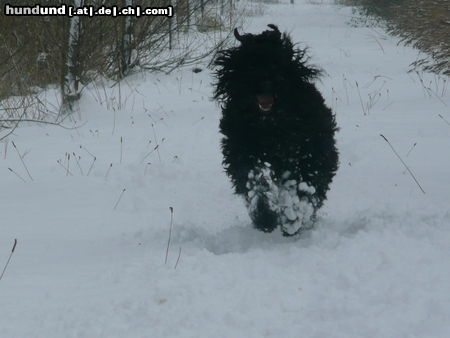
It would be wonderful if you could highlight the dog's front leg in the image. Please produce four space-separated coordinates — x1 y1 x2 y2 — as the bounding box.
245 162 280 233
278 175 318 236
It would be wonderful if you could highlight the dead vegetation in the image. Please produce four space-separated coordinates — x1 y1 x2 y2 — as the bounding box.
338 0 449 75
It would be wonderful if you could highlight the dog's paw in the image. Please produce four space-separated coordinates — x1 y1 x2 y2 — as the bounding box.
246 166 319 235
246 163 279 210
279 180 317 236
246 163 280 232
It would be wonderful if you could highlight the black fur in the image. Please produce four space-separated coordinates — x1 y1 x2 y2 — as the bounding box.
214 25 339 235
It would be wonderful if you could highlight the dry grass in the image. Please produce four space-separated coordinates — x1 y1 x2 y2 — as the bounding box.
338 0 449 75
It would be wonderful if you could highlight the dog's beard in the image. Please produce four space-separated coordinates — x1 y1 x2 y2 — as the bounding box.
256 94 275 112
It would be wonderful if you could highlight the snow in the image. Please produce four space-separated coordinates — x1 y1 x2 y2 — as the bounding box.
1 1 449 337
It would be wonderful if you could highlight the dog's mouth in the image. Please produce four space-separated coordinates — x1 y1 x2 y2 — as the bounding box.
256 94 275 112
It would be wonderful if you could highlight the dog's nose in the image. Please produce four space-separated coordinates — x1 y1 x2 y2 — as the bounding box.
257 81 274 95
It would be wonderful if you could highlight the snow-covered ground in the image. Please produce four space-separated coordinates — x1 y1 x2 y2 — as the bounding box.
1 1 449 337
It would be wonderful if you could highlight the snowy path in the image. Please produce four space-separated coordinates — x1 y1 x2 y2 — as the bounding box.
1 1 449 337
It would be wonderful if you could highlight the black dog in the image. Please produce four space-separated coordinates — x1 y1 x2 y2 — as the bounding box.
214 25 338 236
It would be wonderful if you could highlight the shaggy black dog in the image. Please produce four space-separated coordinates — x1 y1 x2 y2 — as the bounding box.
214 25 338 236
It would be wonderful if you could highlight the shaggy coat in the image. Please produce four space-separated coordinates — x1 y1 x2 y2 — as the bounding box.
214 25 338 234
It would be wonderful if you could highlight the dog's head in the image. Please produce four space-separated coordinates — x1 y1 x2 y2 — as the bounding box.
214 24 321 113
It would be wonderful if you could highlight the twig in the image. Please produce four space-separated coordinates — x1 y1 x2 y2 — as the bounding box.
0 239 18 281
406 142 417 157
66 153 71 176
86 157 96 176
112 109 116 135
342 74 350 104
113 188 126 210
151 124 162 162
141 144 159 163
11 141 33 181
56 160 74 176
174 247 182 269
355 81 366 115
0 118 76 128
105 163 113 180
368 32 385 54
8 167 27 182
0 116 81 142
73 152 84 175
120 136 123 164
438 114 450 126
380 134 425 194
79 145 96 159
441 78 448 97
165 207 174 265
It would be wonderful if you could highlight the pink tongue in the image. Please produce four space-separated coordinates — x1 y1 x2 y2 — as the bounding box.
257 95 274 111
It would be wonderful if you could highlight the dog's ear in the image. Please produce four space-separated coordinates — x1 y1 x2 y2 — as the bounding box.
267 24 281 38
267 24 279 32
234 28 243 42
